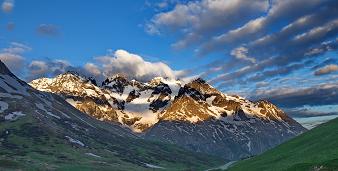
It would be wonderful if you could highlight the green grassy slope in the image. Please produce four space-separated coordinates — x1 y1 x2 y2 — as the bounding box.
228 117 338 171
0 114 224 171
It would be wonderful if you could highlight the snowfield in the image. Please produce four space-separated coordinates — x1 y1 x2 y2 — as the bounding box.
65 136 85 147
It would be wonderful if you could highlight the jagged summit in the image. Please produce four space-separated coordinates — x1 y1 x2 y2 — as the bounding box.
102 73 128 86
63 70 98 85
65 70 81 76
192 77 207 84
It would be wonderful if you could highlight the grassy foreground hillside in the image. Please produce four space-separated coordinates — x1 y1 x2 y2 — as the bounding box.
0 113 224 171
228 117 338 171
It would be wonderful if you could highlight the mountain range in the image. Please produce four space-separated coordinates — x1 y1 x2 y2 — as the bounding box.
0 61 223 170
29 68 306 160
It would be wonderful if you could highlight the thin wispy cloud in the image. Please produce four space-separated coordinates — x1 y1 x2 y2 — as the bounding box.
37 24 60 36
314 64 338 75
144 0 338 122
6 22 15 31
0 42 31 76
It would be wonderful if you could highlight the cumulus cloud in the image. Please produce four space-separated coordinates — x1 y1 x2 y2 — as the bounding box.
84 63 101 76
93 49 184 82
26 49 186 83
314 64 338 76
37 24 60 36
27 60 71 81
28 61 49 76
2 0 14 13
230 47 256 63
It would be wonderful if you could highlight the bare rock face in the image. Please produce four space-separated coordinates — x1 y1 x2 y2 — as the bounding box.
144 78 306 160
30 72 119 122
30 74 181 132
30 72 306 160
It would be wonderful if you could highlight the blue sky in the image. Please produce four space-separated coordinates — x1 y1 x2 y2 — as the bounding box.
0 0 209 70
0 0 337 127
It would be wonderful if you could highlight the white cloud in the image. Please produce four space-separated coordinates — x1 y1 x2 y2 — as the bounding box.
2 0 14 13
84 63 101 76
199 0 328 55
147 0 269 48
94 49 182 81
0 42 30 76
28 61 49 76
3 42 32 54
315 64 338 76
230 47 256 63
27 59 71 81
24 49 187 83
0 53 24 74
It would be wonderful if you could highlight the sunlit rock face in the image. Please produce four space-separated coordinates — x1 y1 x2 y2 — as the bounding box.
30 71 306 160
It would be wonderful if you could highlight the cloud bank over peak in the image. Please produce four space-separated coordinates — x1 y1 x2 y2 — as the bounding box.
89 49 185 82
5 47 187 83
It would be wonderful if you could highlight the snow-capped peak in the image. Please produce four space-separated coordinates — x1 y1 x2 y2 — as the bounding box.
30 71 301 133
102 73 128 86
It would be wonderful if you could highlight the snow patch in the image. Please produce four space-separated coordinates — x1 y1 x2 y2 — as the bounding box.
35 103 61 119
85 153 101 158
65 136 85 147
188 116 200 123
206 96 216 105
0 101 8 113
144 163 165 169
4 111 26 121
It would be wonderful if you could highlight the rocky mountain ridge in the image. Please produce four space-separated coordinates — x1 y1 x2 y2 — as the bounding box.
29 70 306 160
30 72 182 132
